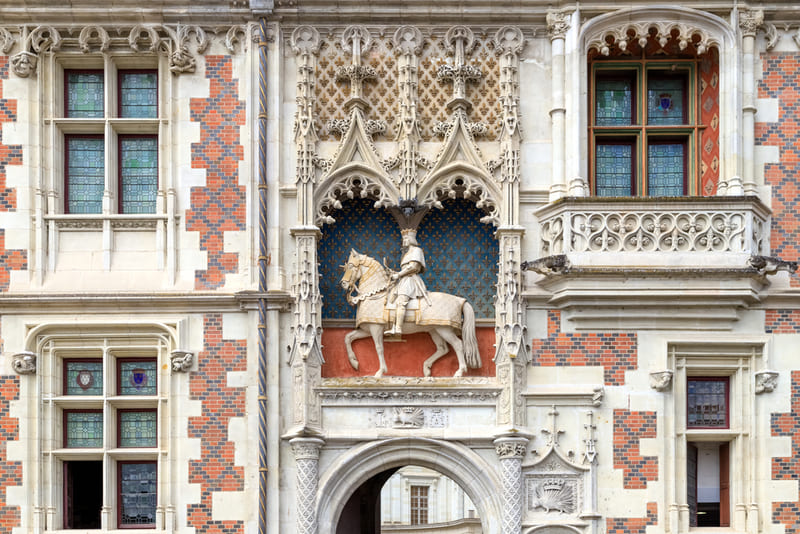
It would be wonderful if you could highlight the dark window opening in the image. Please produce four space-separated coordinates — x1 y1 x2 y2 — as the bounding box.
688 442 730 528
64 460 102 529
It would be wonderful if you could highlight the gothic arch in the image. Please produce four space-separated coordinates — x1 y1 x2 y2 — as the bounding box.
418 162 501 226
316 437 504 534
574 6 738 187
313 166 399 226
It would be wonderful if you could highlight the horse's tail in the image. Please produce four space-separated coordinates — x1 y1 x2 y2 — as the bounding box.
462 302 481 369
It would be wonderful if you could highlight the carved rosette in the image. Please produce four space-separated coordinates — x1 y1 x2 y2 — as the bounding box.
12 352 37 375
290 437 325 534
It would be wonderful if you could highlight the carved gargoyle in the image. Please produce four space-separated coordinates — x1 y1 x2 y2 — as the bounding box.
521 254 570 275
749 255 799 276
12 352 37 375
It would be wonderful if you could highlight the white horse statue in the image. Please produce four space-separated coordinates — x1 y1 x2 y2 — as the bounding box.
340 249 481 377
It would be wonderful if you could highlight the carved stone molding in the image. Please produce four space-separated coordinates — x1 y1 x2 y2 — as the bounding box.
495 437 528 460
290 437 325 460
650 370 674 391
318 381 499 406
373 407 449 429
2 23 251 78
585 20 714 56
739 9 764 37
755 370 778 394
546 11 571 41
12 351 37 375
170 350 194 372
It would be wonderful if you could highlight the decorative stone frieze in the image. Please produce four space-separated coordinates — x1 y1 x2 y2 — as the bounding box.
11 352 36 375
586 20 713 56
650 371 674 392
170 350 194 372
373 407 449 428
2 23 249 78
755 370 779 394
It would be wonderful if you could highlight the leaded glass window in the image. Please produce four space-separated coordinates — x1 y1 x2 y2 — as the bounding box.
648 76 686 125
66 136 104 214
119 410 157 447
590 51 704 196
119 71 158 118
687 378 729 428
65 411 104 448
648 142 685 196
119 462 157 527
66 71 104 118
595 78 633 126
64 360 103 396
118 360 157 396
120 136 158 214
595 143 633 197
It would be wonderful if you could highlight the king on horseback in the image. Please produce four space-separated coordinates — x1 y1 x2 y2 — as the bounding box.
385 228 431 336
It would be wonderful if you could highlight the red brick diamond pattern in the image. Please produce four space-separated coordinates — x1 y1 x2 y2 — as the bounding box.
614 409 658 489
771 370 800 534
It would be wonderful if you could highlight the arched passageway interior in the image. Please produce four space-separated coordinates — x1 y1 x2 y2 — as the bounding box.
336 466 482 534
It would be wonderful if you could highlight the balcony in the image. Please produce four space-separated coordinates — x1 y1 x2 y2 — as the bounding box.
528 196 772 330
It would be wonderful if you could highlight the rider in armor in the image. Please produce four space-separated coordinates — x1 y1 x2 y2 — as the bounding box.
385 228 429 336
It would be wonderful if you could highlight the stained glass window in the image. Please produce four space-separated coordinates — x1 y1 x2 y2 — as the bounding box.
65 411 103 448
119 411 157 447
119 462 157 527
65 360 103 396
687 378 728 428
595 78 633 126
120 72 158 118
120 136 158 214
595 143 633 197
66 137 104 214
648 143 685 196
648 77 686 125
66 71 104 118
118 360 157 396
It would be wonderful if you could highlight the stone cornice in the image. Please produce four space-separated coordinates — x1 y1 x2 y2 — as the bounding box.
0 1 269 25
0 290 292 313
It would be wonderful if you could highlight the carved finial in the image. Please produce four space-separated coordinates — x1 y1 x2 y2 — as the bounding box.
582 410 598 464
542 405 564 447
438 26 481 110
170 350 194 373
337 26 376 109
12 351 37 375
392 25 424 56
290 25 321 56
650 370 674 392
546 11 571 41
494 26 524 55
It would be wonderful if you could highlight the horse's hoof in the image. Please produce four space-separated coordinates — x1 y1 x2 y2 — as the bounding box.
454 368 465 378
349 359 359 370
423 365 432 377
375 368 387 378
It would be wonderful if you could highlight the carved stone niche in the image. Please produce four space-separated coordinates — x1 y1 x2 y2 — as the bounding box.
523 449 596 530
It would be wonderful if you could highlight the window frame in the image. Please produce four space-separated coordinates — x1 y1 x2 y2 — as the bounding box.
63 357 104 395
64 134 105 215
117 408 158 448
63 409 104 449
117 69 159 119
117 134 159 215
64 69 105 119
589 57 702 197
410 485 429 525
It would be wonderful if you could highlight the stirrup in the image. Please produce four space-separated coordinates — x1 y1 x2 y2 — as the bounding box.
384 327 402 336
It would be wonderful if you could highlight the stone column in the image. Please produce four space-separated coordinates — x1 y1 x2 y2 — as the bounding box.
547 11 570 201
738 9 763 196
290 437 325 534
494 436 528 534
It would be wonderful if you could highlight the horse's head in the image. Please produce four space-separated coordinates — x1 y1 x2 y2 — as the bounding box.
340 249 363 292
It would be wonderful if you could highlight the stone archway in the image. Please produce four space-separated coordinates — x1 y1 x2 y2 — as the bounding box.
317 438 503 534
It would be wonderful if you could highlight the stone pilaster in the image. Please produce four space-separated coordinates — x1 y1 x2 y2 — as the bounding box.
290 438 325 534
494 436 528 534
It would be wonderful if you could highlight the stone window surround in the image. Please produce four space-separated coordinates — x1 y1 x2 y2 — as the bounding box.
661 336 772 534
36 50 177 280
22 321 183 533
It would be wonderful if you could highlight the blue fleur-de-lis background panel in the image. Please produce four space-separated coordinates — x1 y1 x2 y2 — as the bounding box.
319 198 398 320
417 198 497 318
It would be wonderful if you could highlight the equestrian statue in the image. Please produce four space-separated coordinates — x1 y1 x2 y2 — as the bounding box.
340 229 481 377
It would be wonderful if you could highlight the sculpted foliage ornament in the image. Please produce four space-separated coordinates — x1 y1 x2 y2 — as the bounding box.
79 25 110 53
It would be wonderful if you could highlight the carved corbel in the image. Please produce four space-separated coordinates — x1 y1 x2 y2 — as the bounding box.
170 350 194 372
649 370 674 392
755 370 778 394
521 254 570 275
11 26 62 78
12 351 37 375
546 11 571 41
749 255 799 276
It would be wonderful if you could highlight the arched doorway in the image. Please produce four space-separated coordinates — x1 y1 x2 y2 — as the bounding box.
317 438 503 534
